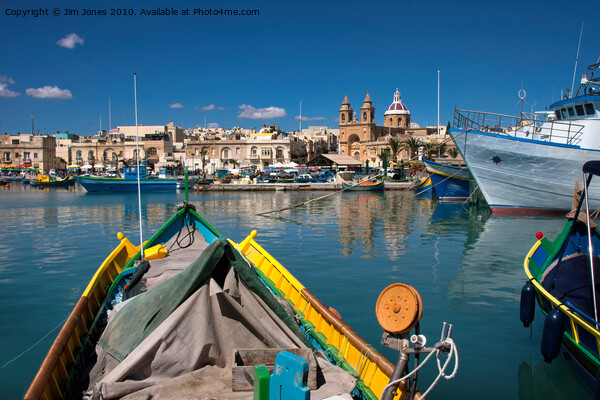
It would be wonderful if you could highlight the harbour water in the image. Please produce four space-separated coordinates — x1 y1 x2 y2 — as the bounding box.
0 183 592 399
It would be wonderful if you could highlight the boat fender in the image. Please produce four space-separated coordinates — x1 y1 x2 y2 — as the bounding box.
541 308 565 363
144 244 168 260
520 281 535 327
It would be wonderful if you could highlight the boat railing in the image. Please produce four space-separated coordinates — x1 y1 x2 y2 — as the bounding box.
453 108 585 146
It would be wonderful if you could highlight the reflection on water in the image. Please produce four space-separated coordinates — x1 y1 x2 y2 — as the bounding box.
0 183 592 399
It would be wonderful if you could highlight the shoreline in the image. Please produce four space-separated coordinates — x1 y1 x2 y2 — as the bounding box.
192 181 414 191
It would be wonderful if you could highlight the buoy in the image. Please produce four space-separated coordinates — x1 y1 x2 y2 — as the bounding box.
520 281 536 327
541 308 565 363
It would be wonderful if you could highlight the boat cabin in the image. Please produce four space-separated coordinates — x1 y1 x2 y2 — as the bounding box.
123 164 147 179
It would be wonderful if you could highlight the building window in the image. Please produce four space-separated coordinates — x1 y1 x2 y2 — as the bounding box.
236 147 240 155
33 152 38 159
88 150 95 161
251 147 258 156
24 152 30 161
276 148 283 159
211 148 215 155
76 151 82 162
363 112 367 121
3 152 10 162
341 114 345 122
223 149 229 158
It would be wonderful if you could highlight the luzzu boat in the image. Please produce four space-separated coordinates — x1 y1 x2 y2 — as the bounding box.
449 62 600 214
422 158 471 201
342 178 385 191
520 160 600 396
30 174 76 188
24 197 458 399
78 164 176 192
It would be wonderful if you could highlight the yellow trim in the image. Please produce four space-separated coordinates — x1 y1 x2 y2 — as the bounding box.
525 241 600 359
235 230 400 399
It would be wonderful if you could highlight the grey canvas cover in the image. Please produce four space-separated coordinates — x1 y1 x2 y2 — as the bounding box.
84 238 355 399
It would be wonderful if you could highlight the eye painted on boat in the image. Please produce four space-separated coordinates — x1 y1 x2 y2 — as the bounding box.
491 155 502 164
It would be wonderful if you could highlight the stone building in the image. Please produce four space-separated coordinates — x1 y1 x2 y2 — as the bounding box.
184 134 308 173
0 133 62 171
338 90 440 166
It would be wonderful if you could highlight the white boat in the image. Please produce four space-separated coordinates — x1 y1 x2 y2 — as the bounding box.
449 62 600 214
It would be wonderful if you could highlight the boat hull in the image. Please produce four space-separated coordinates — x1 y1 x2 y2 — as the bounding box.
30 177 76 187
450 129 600 213
78 177 177 192
524 225 600 396
423 159 471 201
342 180 384 191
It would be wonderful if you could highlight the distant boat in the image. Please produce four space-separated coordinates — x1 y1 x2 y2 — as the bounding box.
342 178 384 191
449 62 600 214
78 164 176 192
30 174 76 188
423 158 471 201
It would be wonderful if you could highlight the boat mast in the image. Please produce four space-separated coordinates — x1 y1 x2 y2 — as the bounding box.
134 73 144 262
437 70 440 136
571 23 584 97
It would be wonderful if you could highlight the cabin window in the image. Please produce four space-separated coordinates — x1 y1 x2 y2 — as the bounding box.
561 109 567 119
575 105 585 116
554 110 562 120
585 103 595 115
567 107 575 117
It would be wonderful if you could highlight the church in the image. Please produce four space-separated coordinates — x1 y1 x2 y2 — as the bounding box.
338 89 439 165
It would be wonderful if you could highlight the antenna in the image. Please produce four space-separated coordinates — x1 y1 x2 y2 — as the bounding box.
31 113 34 134
571 23 584 97
109 97 111 133
437 70 440 136
134 73 145 262
299 101 302 132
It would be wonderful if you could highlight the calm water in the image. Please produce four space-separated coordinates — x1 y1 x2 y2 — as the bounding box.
0 182 591 399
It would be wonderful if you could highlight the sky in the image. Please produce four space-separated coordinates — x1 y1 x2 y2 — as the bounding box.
0 0 599 136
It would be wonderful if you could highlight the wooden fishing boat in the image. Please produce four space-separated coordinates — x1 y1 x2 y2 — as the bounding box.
25 201 457 400
520 160 600 396
342 178 385 191
30 174 76 188
77 164 176 192
422 158 472 201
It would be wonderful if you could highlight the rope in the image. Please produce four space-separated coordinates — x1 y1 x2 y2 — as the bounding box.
0 317 68 371
257 172 385 216
382 338 459 399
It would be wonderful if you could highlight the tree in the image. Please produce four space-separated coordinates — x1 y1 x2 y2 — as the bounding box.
401 137 423 160
422 142 438 159
387 137 401 162
447 147 460 158
200 149 208 173
437 142 448 158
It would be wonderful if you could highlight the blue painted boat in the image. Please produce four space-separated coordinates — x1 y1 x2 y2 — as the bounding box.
521 161 600 396
423 158 471 201
78 164 177 192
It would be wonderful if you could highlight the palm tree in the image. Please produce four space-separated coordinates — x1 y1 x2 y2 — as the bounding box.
447 147 460 158
200 149 208 173
422 142 438 160
437 142 448 158
387 137 401 162
401 137 423 160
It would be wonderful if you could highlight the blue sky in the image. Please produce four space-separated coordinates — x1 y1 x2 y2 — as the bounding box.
1 0 599 135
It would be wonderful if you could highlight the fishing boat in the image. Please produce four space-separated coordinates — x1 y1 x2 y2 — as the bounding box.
449 62 600 214
30 174 76 188
520 160 600 396
423 158 472 201
25 201 458 400
413 174 432 194
342 178 385 191
78 164 177 192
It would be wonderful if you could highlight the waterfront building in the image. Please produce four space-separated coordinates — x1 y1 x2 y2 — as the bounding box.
297 126 339 161
338 90 450 166
184 133 308 173
0 133 62 171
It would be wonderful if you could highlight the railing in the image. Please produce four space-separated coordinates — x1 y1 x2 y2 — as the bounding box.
453 108 585 146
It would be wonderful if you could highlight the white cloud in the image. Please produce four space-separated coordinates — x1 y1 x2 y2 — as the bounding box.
238 104 287 120
207 122 219 129
57 33 84 49
202 104 215 111
26 86 72 99
0 76 19 97
169 102 183 108
294 115 326 121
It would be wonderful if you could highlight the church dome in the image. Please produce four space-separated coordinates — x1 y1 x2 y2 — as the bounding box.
384 89 410 115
